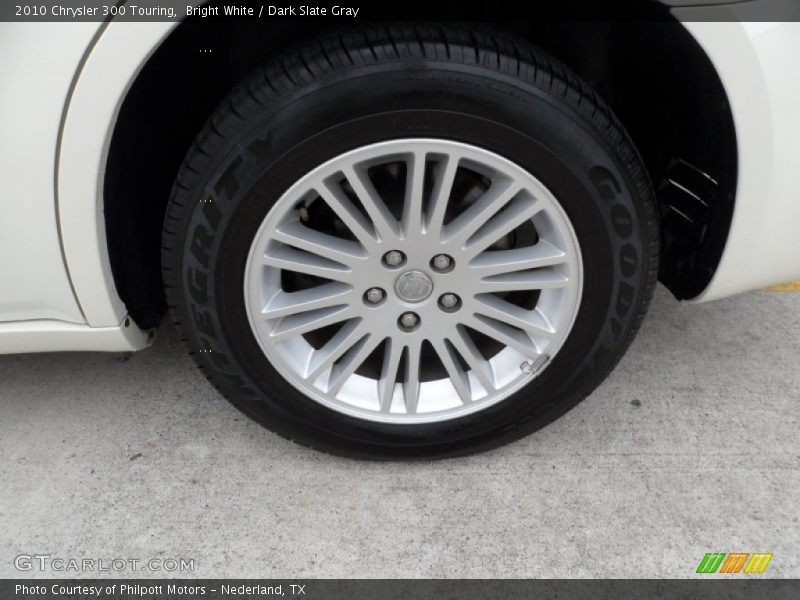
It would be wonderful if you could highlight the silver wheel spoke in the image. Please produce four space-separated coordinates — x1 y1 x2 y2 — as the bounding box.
378 338 403 412
402 341 422 414
425 154 459 236
270 305 355 341
479 268 570 293
326 334 382 396
448 326 495 393
273 219 367 268
464 194 541 255
469 242 567 276
465 314 540 357
430 338 472 404
262 282 353 319
246 139 582 423
402 151 427 238
305 319 366 381
473 294 556 339
263 244 352 282
317 181 377 248
442 179 522 247
342 165 400 242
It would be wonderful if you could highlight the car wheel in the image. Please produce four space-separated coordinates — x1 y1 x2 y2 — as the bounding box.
162 26 658 459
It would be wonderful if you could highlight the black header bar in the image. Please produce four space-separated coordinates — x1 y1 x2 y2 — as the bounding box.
2 0 800 22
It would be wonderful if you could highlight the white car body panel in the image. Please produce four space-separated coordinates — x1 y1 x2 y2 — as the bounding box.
0 318 149 354
679 20 800 301
59 21 176 327
0 17 798 353
0 23 95 324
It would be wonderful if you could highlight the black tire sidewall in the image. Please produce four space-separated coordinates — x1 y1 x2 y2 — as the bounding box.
171 60 652 458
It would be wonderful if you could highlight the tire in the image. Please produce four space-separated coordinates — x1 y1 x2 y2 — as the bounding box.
162 25 658 459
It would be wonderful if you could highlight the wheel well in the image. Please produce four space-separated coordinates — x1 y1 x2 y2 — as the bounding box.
104 17 736 328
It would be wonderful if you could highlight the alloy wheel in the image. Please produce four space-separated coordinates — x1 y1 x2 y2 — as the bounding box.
244 139 583 424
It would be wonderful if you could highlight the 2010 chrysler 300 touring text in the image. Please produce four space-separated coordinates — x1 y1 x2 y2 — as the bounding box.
1 8 799 458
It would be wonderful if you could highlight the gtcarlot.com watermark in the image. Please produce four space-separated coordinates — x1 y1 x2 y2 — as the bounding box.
14 554 194 573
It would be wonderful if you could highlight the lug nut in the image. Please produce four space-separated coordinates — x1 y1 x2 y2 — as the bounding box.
399 312 419 329
383 250 405 267
439 293 460 310
365 288 385 304
431 254 453 272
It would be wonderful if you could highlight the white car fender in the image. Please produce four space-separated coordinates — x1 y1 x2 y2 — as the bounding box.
58 21 177 327
677 18 800 301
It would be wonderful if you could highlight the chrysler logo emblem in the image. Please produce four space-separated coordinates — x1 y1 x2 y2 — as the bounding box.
395 270 434 303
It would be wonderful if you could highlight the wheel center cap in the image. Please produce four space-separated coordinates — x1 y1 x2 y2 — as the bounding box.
395 270 434 303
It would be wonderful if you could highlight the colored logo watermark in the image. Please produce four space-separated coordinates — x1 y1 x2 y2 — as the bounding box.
696 552 773 574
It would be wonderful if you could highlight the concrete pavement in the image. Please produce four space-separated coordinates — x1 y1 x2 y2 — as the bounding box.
1 286 798 578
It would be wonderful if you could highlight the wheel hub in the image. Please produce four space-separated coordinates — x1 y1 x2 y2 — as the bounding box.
394 270 434 303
